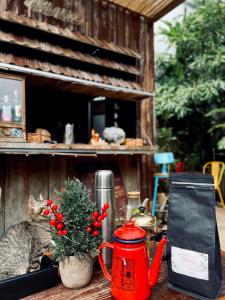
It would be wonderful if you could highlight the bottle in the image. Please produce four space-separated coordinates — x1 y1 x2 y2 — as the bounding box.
95 170 115 267
13 89 22 123
2 95 12 122
64 123 74 144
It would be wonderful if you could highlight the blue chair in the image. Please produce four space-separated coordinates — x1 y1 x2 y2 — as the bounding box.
152 152 174 216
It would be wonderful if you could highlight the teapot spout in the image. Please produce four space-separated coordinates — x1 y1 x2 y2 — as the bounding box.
149 238 167 288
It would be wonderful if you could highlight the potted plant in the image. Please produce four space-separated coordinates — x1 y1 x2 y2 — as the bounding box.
42 178 109 289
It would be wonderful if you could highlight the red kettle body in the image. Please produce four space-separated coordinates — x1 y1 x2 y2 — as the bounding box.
98 221 167 300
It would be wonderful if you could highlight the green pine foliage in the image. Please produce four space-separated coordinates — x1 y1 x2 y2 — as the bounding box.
52 178 101 261
156 0 225 168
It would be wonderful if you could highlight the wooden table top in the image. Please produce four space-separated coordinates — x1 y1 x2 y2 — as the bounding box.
22 252 225 300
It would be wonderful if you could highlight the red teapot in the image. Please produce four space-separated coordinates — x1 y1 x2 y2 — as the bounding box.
98 221 167 300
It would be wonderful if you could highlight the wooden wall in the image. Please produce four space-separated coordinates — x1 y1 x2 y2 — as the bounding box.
0 154 140 235
2 0 141 52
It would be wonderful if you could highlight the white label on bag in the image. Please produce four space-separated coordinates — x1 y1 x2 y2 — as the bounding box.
171 246 209 280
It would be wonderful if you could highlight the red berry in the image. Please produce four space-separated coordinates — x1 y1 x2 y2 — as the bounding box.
102 212 108 218
90 216 95 221
86 226 92 233
57 230 63 235
43 209 50 216
103 203 109 209
97 222 102 228
97 215 104 222
61 229 67 235
50 219 58 226
93 211 99 218
52 204 58 210
101 207 106 212
57 213 64 221
47 199 53 206
93 230 99 236
57 196 61 201
93 221 99 227
56 223 64 230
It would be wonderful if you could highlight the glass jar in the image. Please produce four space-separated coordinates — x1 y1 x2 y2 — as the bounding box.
126 191 140 221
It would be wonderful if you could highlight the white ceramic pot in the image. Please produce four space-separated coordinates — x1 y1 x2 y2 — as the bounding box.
59 255 94 289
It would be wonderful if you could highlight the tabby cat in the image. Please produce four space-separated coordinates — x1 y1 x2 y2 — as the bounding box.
0 195 51 280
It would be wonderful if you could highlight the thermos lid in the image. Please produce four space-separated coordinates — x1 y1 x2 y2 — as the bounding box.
113 221 146 243
95 170 114 189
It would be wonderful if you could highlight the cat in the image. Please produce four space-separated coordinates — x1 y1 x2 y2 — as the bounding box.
0 195 51 281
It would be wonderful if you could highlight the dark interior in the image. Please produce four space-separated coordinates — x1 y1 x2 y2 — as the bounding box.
26 82 137 143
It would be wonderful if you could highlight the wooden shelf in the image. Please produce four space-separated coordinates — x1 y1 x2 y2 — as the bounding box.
0 143 155 156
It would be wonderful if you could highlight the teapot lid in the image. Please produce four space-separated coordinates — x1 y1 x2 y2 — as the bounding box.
113 221 146 243
131 206 156 229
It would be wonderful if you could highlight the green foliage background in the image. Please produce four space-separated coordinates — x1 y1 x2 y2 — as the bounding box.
52 178 101 261
156 0 225 169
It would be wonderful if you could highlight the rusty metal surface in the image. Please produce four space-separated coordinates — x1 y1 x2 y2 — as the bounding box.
0 30 140 76
22 252 225 300
0 52 142 91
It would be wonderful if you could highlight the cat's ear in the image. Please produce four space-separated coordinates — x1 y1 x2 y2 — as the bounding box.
28 195 38 210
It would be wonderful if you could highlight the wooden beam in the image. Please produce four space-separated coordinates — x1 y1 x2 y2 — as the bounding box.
151 0 184 21
107 0 185 20
139 20 155 201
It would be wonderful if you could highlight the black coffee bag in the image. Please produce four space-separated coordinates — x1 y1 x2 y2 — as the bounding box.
167 173 222 300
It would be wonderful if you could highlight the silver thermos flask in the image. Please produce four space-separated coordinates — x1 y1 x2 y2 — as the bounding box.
95 170 115 267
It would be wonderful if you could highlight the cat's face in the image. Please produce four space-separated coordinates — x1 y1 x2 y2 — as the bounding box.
28 195 47 221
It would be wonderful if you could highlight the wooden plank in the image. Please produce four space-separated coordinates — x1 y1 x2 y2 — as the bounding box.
151 0 184 21
118 156 139 191
0 155 5 236
139 20 154 199
5 156 28 230
116 6 125 47
84 0 93 36
48 156 66 200
101 1 109 41
107 0 184 19
28 156 49 201
108 3 116 43
21 252 225 299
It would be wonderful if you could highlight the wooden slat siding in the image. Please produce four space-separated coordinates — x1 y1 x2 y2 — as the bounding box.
48 157 66 201
85 0 93 37
92 0 100 39
139 20 155 200
101 1 109 41
64 0 74 32
66 157 80 180
0 156 6 236
118 156 140 192
0 11 141 59
124 10 130 49
108 3 114 43
0 30 140 75
28 156 49 201
134 15 141 52
116 6 125 47
5 156 28 230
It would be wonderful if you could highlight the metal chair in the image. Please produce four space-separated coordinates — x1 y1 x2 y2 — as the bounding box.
152 152 174 216
203 161 225 208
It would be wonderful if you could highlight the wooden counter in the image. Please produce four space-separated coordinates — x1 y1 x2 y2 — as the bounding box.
22 252 225 300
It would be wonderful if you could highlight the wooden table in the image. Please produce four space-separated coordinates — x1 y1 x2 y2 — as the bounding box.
22 252 225 300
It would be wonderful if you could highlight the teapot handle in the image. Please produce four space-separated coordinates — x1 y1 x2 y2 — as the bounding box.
98 242 114 282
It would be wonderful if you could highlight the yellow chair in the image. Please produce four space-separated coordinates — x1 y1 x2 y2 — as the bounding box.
203 161 225 208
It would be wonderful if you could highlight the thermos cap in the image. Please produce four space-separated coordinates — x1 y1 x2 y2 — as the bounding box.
95 170 114 189
113 221 146 242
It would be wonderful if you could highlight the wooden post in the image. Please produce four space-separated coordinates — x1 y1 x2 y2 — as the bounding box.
139 18 155 201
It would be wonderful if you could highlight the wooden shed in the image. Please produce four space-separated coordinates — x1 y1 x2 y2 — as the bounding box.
0 0 183 234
